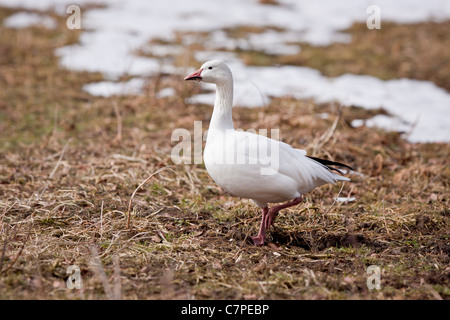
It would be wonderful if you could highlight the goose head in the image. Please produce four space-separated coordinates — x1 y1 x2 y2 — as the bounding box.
184 60 232 85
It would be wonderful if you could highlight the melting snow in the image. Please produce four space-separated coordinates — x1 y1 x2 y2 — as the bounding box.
2 0 450 142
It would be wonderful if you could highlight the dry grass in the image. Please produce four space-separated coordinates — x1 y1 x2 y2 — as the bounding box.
0 8 449 300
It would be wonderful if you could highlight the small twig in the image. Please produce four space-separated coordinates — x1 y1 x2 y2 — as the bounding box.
312 113 340 157
230 214 260 228
323 182 346 216
382 201 391 235
110 154 148 164
100 201 104 240
98 233 120 259
126 166 175 229
0 220 34 275
49 141 70 179
34 141 70 204
0 200 19 228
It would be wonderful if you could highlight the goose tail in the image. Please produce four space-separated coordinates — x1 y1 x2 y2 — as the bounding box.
307 156 353 181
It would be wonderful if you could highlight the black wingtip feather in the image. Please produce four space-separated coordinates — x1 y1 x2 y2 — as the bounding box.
307 156 354 174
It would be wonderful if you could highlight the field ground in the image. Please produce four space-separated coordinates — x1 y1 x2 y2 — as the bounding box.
0 7 449 299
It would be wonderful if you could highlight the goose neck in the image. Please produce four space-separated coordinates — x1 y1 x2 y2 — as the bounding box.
210 79 234 131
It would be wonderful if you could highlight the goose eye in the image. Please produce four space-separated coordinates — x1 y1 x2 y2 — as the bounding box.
208 66 213 70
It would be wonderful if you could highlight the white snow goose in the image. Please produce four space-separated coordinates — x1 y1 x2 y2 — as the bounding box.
185 60 353 246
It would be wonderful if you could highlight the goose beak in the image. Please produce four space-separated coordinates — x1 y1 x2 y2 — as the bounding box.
184 68 203 81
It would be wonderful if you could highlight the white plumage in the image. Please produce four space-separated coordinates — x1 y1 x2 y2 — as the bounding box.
185 60 351 245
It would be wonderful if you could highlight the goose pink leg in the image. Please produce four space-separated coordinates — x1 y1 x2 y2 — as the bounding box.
251 207 269 246
252 196 303 246
266 196 303 229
